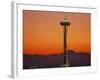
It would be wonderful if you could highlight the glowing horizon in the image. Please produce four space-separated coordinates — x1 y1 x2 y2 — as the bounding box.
23 10 91 55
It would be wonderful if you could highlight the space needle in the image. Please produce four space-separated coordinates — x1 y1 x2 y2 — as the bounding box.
60 17 71 67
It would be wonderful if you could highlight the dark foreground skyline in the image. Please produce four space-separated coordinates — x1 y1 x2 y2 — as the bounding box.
23 50 91 69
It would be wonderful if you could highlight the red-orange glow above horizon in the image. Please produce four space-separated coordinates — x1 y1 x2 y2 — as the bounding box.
23 10 91 55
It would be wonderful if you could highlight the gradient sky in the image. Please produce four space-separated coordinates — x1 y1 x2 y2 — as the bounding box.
23 10 91 55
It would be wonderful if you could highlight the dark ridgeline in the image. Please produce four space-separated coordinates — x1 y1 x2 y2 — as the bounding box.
23 50 91 69
68 50 91 67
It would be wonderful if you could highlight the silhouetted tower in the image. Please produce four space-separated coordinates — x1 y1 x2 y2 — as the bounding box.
60 17 71 67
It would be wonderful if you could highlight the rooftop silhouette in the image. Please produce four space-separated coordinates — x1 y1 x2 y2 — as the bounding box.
23 50 90 69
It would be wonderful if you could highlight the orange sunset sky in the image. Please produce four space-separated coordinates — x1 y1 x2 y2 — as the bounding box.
23 10 91 55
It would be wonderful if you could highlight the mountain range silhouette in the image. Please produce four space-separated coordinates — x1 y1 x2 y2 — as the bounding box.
23 50 90 69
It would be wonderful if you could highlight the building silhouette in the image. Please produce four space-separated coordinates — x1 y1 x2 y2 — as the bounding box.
60 17 71 67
